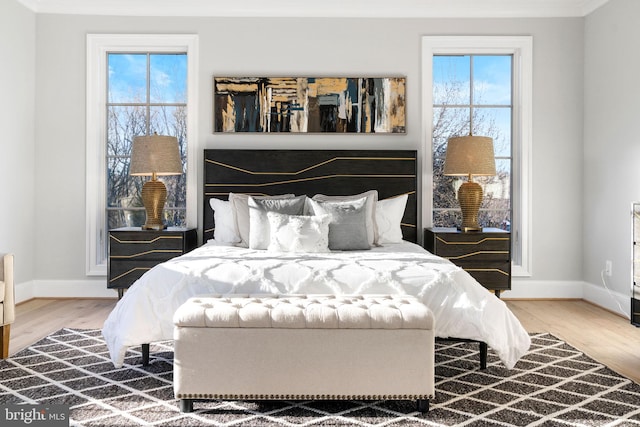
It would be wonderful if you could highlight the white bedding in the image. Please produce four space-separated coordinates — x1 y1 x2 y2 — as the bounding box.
102 240 530 369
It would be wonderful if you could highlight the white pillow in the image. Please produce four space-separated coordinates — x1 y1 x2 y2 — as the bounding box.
267 212 331 253
248 195 307 250
307 197 370 251
310 190 378 245
229 193 294 247
376 194 408 244
209 198 241 244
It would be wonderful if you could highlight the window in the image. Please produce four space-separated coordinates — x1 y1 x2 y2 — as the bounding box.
86 35 199 276
422 36 532 276
107 53 187 230
432 54 512 230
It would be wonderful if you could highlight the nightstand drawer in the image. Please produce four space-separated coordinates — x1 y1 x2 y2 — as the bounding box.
459 261 511 291
428 233 509 260
108 260 164 289
109 232 185 260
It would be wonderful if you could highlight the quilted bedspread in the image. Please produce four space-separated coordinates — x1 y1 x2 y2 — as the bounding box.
102 241 531 368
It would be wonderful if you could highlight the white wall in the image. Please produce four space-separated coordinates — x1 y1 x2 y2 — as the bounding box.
25 13 587 300
583 0 640 316
0 1 36 291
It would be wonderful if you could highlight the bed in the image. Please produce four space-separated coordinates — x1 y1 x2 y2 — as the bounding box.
102 149 530 369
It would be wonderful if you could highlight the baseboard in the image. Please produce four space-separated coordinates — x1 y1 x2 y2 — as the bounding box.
582 280 630 319
14 280 34 304
15 279 115 304
504 279 585 299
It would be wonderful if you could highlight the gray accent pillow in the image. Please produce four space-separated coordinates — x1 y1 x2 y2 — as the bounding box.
311 190 378 246
307 197 371 251
248 195 307 249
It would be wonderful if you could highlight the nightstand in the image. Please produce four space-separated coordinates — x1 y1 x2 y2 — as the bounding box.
108 227 198 298
424 227 511 297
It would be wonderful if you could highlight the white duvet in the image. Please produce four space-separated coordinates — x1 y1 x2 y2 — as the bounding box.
102 240 530 369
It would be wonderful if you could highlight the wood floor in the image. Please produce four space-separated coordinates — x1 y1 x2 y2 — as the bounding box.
7 298 640 383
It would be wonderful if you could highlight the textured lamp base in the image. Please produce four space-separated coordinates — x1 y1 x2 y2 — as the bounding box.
141 179 167 231
457 181 483 232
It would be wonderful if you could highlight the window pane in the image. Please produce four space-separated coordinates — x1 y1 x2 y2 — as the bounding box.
107 207 185 229
107 105 147 157
107 158 142 208
433 55 470 105
433 161 458 209
108 54 147 103
474 107 511 157
472 55 512 106
478 210 510 230
432 107 470 156
150 54 187 103
162 175 187 209
469 107 511 157
478 158 511 223
108 208 146 229
433 210 461 229
149 106 186 143
164 208 186 228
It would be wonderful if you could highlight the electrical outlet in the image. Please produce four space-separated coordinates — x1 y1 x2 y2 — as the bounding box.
605 260 613 277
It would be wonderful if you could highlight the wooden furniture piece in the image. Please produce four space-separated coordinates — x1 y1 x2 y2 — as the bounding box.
108 227 198 299
203 149 418 244
0 253 15 359
424 227 511 298
632 202 640 326
174 294 434 413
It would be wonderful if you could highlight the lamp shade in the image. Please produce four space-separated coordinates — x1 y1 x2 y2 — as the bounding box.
443 135 496 177
130 134 182 176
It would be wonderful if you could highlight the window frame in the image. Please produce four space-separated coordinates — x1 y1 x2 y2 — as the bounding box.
421 36 532 277
86 34 199 276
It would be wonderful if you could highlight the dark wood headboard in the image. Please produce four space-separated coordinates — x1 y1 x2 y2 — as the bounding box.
203 149 418 243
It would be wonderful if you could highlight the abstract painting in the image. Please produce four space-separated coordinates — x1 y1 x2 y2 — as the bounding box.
214 77 406 133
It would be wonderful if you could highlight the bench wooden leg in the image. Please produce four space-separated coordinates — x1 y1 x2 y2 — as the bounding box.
417 399 429 413
1 324 10 359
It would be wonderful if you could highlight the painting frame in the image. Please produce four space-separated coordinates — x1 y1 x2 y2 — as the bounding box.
213 76 406 134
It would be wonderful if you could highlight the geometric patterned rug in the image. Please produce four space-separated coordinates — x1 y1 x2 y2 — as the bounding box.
1 329 640 426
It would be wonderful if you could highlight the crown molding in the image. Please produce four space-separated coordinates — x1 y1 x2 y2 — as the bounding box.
16 0 38 11
16 0 610 18
580 0 611 15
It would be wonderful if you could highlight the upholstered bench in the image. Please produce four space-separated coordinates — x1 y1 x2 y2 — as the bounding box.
173 294 435 413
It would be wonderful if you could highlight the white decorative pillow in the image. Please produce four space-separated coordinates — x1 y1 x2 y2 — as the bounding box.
229 193 294 247
248 195 307 250
209 198 241 244
307 197 370 251
311 190 378 246
376 194 408 244
267 212 331 253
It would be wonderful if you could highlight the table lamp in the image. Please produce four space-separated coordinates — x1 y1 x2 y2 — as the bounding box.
130 134 182 230
444 134 496 232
